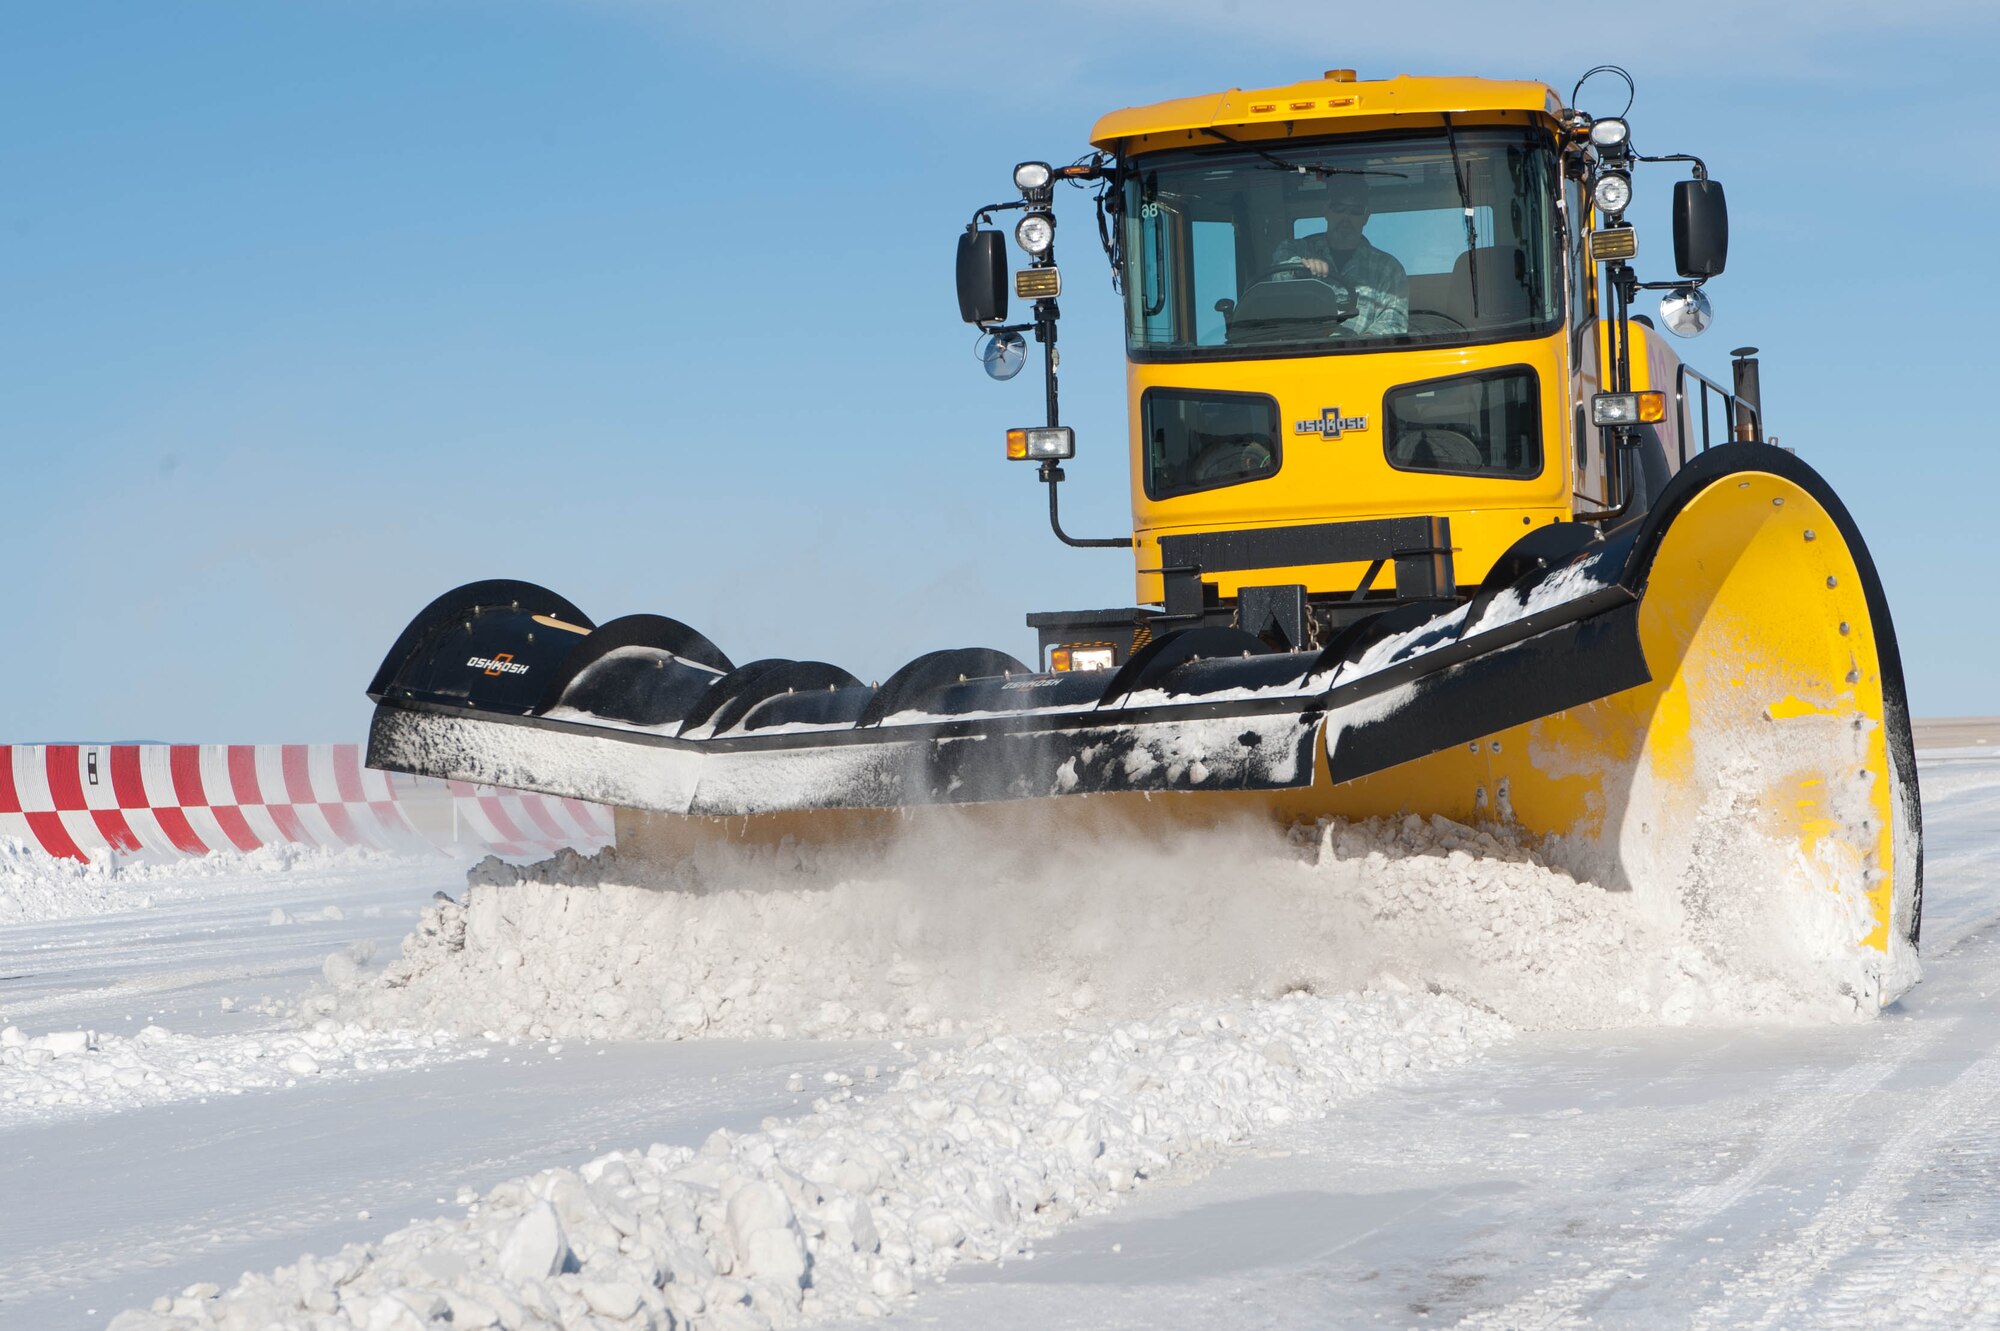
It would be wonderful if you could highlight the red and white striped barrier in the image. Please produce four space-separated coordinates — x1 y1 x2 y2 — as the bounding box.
0 744 611 864
443 780 612 862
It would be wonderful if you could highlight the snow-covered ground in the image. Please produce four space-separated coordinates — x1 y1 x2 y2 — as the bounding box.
1 744 1996 1330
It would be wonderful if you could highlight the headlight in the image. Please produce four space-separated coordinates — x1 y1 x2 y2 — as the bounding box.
1591 391 1667 426
1013 161 1053 192
1051 644 1117 673
1014 213 1055 255
1588 117 1630 151
1592 171 1632 217
1006 426 1075 460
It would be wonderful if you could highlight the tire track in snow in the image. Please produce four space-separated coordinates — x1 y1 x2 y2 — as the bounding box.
1453 1018 1958 1330
1807 1146 2000 1331
1687 1043 2000 1330
0 956 352 1026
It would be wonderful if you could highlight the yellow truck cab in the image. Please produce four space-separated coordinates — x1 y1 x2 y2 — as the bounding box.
955 67 1756 666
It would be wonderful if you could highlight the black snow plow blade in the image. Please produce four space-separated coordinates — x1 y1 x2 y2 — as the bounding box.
369 446 1913 822
361 528 1672 818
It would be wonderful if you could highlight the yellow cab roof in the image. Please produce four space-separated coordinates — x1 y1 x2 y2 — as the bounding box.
1089 72 1565 154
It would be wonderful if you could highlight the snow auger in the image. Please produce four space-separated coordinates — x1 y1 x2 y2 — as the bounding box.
366 68 1920 997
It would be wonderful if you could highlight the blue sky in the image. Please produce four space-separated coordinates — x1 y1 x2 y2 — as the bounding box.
4 1 1993 741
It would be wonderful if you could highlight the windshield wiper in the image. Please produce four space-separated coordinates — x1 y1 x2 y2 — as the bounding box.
1441 112 1480 320
1198 127 1407 183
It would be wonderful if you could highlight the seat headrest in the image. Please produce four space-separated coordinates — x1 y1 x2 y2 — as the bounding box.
1442 246 1535 327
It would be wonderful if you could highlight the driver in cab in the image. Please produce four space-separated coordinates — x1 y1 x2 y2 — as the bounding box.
1271 175 1409 337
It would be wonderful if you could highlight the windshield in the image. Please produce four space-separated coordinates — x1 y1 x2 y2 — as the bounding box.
1121 127 1561 359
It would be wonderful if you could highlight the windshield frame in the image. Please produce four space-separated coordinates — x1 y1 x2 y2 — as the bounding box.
1117 125 1566 364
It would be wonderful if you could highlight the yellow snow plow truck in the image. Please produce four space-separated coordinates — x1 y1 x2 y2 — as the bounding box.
365 67 1920 996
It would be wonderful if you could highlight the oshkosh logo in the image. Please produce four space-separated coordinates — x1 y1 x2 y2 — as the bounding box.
468 653 529 676
1295 406 1369 438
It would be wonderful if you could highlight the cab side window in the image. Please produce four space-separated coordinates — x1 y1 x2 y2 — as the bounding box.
1385 368 1542 477
1143 389 1282 499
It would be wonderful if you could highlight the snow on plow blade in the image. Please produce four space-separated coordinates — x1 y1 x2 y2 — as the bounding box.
366 444 1919 970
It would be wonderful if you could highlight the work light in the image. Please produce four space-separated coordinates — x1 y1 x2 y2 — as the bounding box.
1013 161 1053 192
1015 213 1055 256
1589 117 1630 151
1592 171 1632 217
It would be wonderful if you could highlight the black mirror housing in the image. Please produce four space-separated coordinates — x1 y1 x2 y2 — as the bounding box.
1673 179 1729 279
956 230 1009 325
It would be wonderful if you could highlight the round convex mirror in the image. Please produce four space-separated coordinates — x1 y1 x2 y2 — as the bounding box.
979 330 1028 380
1660 286 1714 338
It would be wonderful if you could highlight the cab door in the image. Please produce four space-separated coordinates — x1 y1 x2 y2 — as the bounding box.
1565 176 1609 509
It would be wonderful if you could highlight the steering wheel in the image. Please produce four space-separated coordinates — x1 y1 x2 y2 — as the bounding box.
1256 261 1316 282
1191 440 1274 482
1225 264 1359 341
1408 307 1467 330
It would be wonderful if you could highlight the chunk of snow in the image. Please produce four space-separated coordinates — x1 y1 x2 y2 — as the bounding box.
497 1202 569 1284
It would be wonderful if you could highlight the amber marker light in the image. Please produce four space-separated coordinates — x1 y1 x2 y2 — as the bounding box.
1588 228 1638 261
1015 268 1062 299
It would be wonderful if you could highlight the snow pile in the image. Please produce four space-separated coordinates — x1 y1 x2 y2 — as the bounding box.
0 835 127 922
103 784 1916 1328
1321 816 1881 1027
0 1003 465 1126
336 811 1886 1047
1552 668 1923 1011
0 837 421 927
110 981 1500 1331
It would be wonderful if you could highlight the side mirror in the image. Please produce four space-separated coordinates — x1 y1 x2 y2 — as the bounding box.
1659 286 1714 338
956 230 1009 325
1672 179 1729 279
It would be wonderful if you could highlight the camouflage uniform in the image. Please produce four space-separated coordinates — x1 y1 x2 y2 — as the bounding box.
1270 234 1410 337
